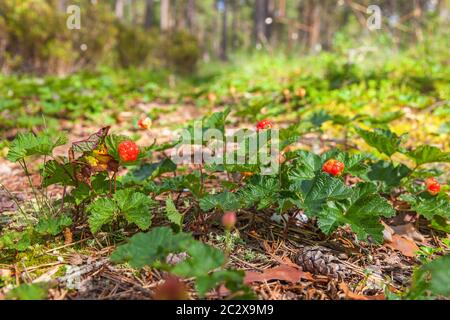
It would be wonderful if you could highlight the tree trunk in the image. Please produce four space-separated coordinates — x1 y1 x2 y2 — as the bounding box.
308 2 321 52
160 0 170 31
57 0 67 12
230 0 238 49
186 0 196 32
115 0 125 20
220 0 228 61
144 0 154 29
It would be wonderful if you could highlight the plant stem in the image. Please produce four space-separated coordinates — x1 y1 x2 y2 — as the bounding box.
19 159 44 216
0 183 31 224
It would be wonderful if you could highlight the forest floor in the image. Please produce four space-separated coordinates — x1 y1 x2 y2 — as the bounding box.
0 100 444 300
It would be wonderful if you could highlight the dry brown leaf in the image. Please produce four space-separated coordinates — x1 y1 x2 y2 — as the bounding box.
391 223 425 242
244 264 313 284
339 282 385 300
384 234 419 257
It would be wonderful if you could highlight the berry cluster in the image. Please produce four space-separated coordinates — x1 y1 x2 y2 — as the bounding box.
322 159 345 176
138 117 152 130
425 177 441 195
256 119 273 131
118 140 140 162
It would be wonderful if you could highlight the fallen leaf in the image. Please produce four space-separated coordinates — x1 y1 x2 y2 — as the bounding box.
384 234 419 257
339 282 385 300
244 264 313 284
391 223 425 242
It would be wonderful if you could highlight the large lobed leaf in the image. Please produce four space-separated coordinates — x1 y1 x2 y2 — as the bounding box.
7 132 67 162
401 193 450 222
110 227 252 297
356 127 402 157
294 172 352 214
406 254 450 299
405 145 450 166
87 189 156 233
317 183 395 243
115 189 155 230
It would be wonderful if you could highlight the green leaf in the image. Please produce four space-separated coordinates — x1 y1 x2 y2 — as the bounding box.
35 215 72 236
286 150 322 179
355 127 402 157
295 172 352 214
308 110 332 127
196 270 254 299
405 145 450 166
238 176 280 210
110 227 191 269
70 183 91 205
406 255 450 299
7 132 67 162
367 161 411 188
199 191 241 212
430 216 450 233
402 193 450 221
87 198 117 233
123 158 177 183
172 241 225 277
0 229 33 252
6 283 49 300
110 227 248 298
165 198 183 227
317 183 395 243
41 160 76 187
202 107 231 134
115 189 155 230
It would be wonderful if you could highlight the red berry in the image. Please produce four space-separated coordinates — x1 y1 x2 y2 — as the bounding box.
118 140 140 162
222 211 237 230
322 159 345 176
138 117 152 129
425 177 441 195
256 119 273 131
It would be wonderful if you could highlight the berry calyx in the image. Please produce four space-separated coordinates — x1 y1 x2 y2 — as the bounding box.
322 159 345 176
425 177 441 195
118 140 140 162
138 117 152 129
256 119 273 131
222 211 237 230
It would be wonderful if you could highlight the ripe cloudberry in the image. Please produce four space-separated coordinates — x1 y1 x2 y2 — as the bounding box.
138 117 152 129
118 140 140 162
425 177 441 195
322 159 345 176
222 211 237 230
256 119 273 131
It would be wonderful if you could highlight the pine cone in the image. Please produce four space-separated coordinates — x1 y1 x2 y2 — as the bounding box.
295 246 347 279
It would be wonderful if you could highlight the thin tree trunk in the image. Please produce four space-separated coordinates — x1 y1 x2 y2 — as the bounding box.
230 0 238 49
186 0 196 32
160 0 170 31
144 0 154 29
220 0 228 61
115 0 125 19
58 0 67 11
309 2 321 52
